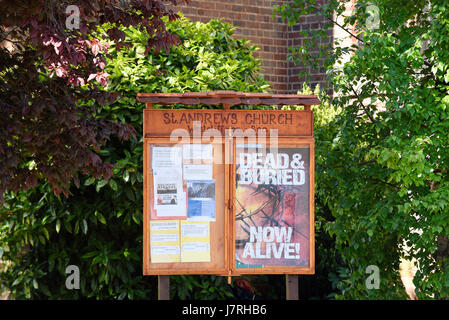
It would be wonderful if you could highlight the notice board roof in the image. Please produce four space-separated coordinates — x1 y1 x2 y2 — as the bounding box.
137 91 320 108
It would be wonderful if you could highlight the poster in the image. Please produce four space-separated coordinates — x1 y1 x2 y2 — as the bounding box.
152 146 186 218
153 172 186 217
187 180 216 221
180 221 211 262
234 145 310 268
150 220 180 263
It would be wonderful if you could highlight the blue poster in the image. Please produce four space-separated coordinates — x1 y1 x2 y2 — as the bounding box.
187 180 216 221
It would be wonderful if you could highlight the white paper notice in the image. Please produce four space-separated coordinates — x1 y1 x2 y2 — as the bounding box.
153 173 186 217
183 164 213 181
182 242 210 252
152 146 182 170
183 144 213 160
150 221 179 231
151 234 179 242
181 223 210 237
151 246 180 256
152 146 186 217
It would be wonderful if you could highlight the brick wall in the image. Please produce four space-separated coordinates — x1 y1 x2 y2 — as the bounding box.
287 4 333 93
171 0 332 94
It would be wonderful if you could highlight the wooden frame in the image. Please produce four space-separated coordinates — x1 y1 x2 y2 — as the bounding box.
143 137 229 276
229 137 315 275
139 91 318 277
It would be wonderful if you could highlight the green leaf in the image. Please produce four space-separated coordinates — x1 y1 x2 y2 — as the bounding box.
123 171 130 182
84 177 95 186
109 179 118 191
42 227 50 240
82 219 88 234
98 213 107 225
118 292 127 300
56 220 61 233
82 251 97 259
96 179 108 192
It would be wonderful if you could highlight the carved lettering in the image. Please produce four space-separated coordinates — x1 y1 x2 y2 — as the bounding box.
145 110 311 136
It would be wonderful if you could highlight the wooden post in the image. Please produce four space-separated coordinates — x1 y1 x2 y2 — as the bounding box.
158 275 170 300
286 275 299 300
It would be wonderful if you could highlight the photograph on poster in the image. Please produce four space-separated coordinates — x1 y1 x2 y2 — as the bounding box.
155 183 178 205
186 180 216 221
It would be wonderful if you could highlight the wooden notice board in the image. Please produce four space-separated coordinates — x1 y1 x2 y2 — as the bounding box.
139 91 318 276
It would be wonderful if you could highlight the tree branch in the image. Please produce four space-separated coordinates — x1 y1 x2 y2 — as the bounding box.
351 87 376 123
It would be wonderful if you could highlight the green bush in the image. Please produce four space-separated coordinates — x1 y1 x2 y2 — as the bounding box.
277 0 449 300
282 84 345 299
0 15 269 299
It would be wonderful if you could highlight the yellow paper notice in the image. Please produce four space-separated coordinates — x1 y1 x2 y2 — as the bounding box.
180 221 210 262
150 220 180 263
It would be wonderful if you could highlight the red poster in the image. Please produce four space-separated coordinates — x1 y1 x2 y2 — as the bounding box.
235 145 310 268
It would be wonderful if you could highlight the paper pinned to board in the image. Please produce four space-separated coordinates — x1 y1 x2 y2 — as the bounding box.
182 144 213 160
152 146 182 170
153 173 186 217
183 164 213 181
150 220 180 263
152 146 186 218
180 221 211 262
187 180 216 221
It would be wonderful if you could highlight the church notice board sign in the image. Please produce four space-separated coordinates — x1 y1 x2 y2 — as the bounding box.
138 91 319 276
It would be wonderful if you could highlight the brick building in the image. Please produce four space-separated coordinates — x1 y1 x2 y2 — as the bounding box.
173 0 335 94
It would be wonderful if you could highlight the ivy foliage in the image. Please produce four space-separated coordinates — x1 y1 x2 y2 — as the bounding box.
276 0 449 299
0 15 269 299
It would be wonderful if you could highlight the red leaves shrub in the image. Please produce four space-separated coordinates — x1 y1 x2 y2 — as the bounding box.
0 0 187 198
